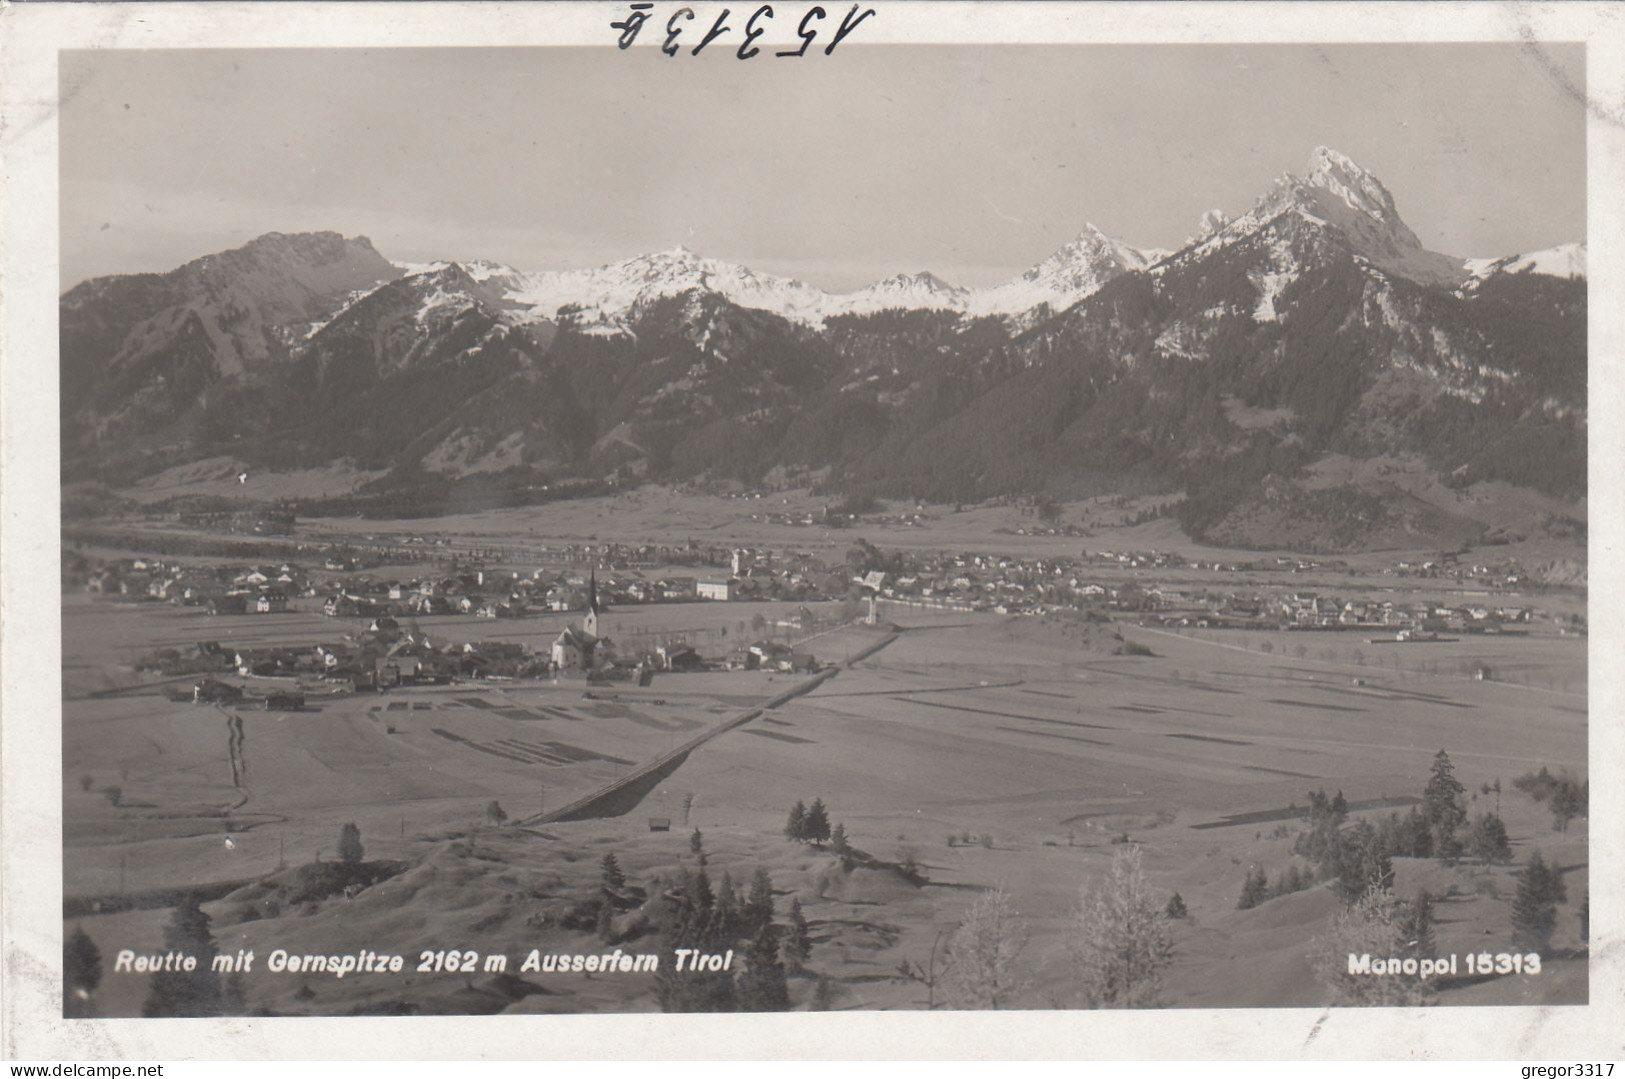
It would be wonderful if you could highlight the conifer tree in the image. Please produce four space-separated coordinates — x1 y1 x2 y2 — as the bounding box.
1512 850 1559 952
692 867 715 914
690 829 704 855
736 921 790 1011
1238 866 1268 910
63 924 103 1018
1423 750 1467 834
142 898 223 1017
1164 893 1188 920
783 898 812 966
1399 806 1433 859
1332 820 1394 903
337 822 365 866
1397 890 1437 960
710 871 740 947
601 852 627 893
830 822 849 856
785 800 807 842
804 798 832 846
746 867 775 934
1468 812 1513 864
666 868 700 946
655 882 737 1014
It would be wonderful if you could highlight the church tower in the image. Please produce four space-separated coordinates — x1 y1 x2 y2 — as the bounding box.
584 569 602 638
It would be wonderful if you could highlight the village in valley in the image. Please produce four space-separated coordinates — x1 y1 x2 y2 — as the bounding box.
64 500 1583 711
57 485 1589 1017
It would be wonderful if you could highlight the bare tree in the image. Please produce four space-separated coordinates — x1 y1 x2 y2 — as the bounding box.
1068 845 1174 1008
1309 882 1433 1006
895 927 947 1009
942 886 1028 1010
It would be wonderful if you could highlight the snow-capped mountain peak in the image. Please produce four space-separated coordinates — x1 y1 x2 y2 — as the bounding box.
831 270 970 316
892 270 956 291
966 224 1161 317
498 246 832 333
1025 223 1150 283
1304 145 1399 223
1168 146 1464 287
482 222 1166 328
1188 209 1231 246
464 259 520 282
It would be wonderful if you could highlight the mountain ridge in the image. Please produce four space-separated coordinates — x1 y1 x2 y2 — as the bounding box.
60 148 1587 554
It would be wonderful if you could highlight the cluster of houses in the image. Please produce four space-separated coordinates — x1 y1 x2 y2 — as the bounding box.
844 549 1558 636
1138 591 1535 634
75 555 315 614
65 543 851 624
1081 548 1538 588
313 553 841 621
69 535 1572 696
132 568 823 706
140 619 545 690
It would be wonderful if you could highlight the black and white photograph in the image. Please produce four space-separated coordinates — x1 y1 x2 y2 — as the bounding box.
3 0 1622 1063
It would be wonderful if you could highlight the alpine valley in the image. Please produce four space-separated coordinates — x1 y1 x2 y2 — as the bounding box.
61 148 1586 555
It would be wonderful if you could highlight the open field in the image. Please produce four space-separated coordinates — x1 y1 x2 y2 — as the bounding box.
64 588 1587 1014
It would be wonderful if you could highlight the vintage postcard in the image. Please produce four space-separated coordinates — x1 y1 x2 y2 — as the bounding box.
2 0 1621 1062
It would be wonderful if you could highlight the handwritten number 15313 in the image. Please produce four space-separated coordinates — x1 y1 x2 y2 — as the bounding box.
611 4 878 59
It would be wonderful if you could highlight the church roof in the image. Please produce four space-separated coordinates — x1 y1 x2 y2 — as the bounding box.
556 625 598 647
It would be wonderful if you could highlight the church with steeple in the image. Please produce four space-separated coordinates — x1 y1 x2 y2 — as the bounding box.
551 569 613 673
583 570 602 637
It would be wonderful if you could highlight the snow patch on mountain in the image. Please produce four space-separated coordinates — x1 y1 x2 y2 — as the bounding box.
1464 242 1586 282
1252 272 1293 323
1249 233 1301 323
395 260 451 278
303 286 380 339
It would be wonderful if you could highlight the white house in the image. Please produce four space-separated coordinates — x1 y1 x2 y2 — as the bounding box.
697 578 738 602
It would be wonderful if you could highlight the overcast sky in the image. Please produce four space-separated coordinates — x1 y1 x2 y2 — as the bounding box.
60 43 1586 291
